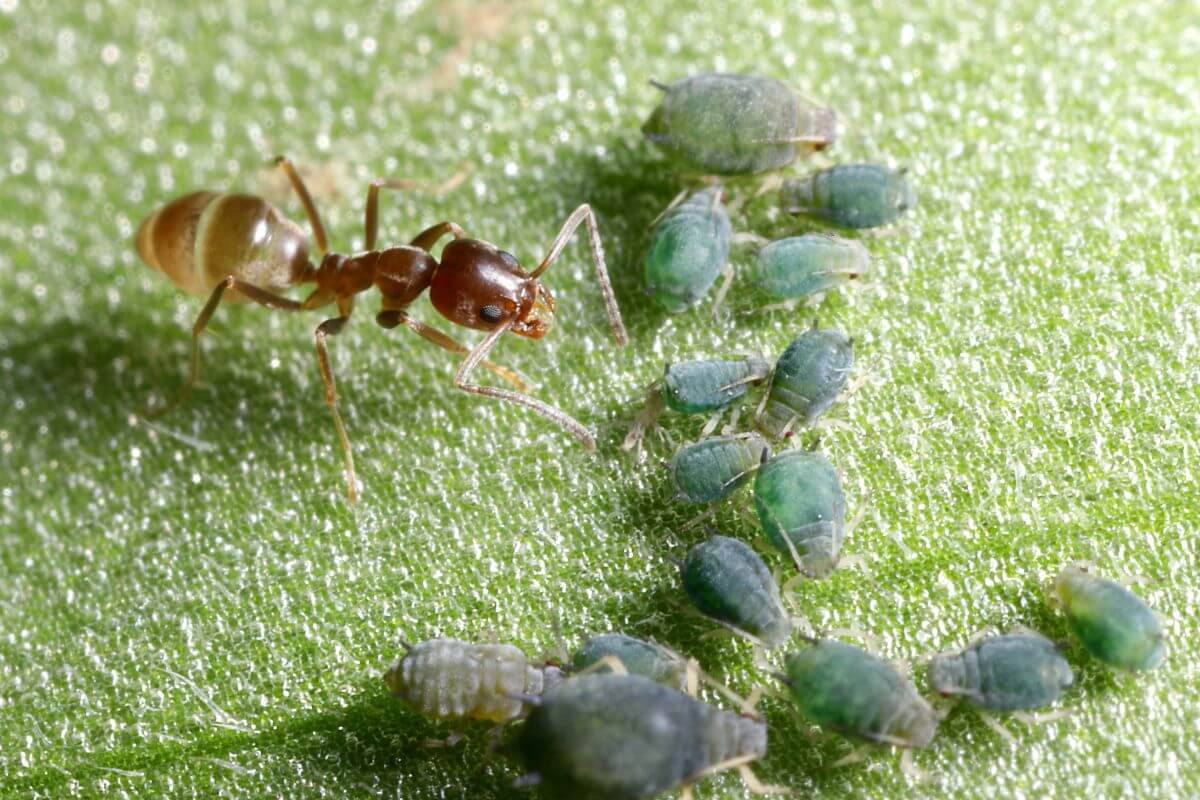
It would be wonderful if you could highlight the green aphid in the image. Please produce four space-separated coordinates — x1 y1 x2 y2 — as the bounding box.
754 234 869 300
757 324 853 438
928 632 1074 711
670 433 770 505
780 639 939 750
754 449 847 578
571 634 690 691
643 73 837 175
622 356 771 454
1050 565 1165 672
681 534 791 647
513 673 771 800
781 164 915 229
644 187 731 312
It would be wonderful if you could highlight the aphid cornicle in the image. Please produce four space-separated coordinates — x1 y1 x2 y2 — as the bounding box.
754 234 870 301
135 156 627 503
643 73 837 175
754 448 848 578
1049 565 1164 672
571 634 690 691
780 639 939 753
670 433 770 505
644 186 731 312
780 163 915 229
928 632 1074 712
622 355 771 454
757 324 854 438
384 638 563 731
513 673 773 800
681 534 791 647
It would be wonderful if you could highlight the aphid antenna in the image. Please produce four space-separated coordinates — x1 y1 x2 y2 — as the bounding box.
648 78 670 91
398 639 414 653
769 670 792 687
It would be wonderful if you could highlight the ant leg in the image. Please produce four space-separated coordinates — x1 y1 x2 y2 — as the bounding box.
455 323 597 450
410 221 465 252
376 309 526 390
530 204 627 346
141 277 304 418
273 155 330 256
364 177 469 252
314 307 358 504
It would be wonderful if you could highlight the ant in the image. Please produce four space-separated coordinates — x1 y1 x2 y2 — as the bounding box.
136 156 627 503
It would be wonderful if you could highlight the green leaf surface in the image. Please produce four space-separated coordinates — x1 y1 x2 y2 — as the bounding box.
1 1 1197 798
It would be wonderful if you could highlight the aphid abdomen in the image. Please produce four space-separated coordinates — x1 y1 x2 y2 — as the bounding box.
755 234 870 299
661 356 771 414
754 450 846 577
135 192 311 299
386 639 530 723
696 702 768 776
572 634 687 690
671 433 769 504
780 164 915 229
973 635 1073 710
1054 567 1164 672
681 535 791 647
759 327 853 437
784 640 938 748
645 187 732 312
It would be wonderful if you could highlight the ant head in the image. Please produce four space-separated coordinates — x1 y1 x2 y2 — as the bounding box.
430 238 556 339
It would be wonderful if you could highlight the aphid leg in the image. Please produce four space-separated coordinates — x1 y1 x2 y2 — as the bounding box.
722 405 742 436
685 657 700 698
1012 709 1073 726
398 639 414 653
694 665 756 713
454 323 597 450
376 310 527 390
141 277 305 418
745 299 801 317
738 765 792 796
899 748 934 783
976 711 1018 745
699 411 723 437
273 155 330 255
710 262 737 319
845 493 870 537
409 220 466 252
825 627 882 654
682 508 716 531
570 655 629 677
647 187 691 229
826 744 871 770
812 417 854 434
424 730 466 749
620 384 665 458
679 786 695 800
314 302 359 504
530 203 628 345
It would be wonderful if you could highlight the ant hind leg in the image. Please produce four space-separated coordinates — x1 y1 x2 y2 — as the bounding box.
314 311 359 504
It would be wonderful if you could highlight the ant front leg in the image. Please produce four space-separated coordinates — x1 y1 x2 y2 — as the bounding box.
376 310 527 391
455 322 597 450
141 277 304 418
314 298 358 504
531 204 628 346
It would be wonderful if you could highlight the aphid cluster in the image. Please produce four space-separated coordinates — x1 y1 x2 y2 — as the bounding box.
641 72 913 316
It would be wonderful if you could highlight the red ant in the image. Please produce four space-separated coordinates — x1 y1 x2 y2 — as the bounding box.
136 156 627 503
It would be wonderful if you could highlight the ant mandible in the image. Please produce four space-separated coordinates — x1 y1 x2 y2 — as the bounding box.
136 156 628 503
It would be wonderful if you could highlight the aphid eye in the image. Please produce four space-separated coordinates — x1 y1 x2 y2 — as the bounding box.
479 304 504 324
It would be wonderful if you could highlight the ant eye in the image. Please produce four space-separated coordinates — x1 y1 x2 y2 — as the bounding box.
479 304 504 324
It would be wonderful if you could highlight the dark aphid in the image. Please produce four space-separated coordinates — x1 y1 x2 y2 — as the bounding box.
757 324 854 438
781 639 939 750
571 634 690 691
643 73 837 175
928 632 1074 711
1050 565 1165 672
513 673 771 800
384 638 563 727
681 535 791 647
622 356 771 454
645 187 732 312
754 234 869 300
781 164 915 229
671 433 770 505
754 449 847 577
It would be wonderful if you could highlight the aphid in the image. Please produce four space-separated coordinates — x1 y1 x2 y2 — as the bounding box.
754 448 848 578
644 187 731 312
571 634 691 692
1049 565 1164 672
643 73 837 175
753 234 869 301
681 534 791 647
136 156 627 503
756 323 854 438
622 356 771 454
513 673 775 799
929 632 1074 711
779 639 939 773
780 164 915 229
384 637 563 741
670 433 770 505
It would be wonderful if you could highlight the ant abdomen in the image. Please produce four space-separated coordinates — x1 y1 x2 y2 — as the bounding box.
136 191 311 300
